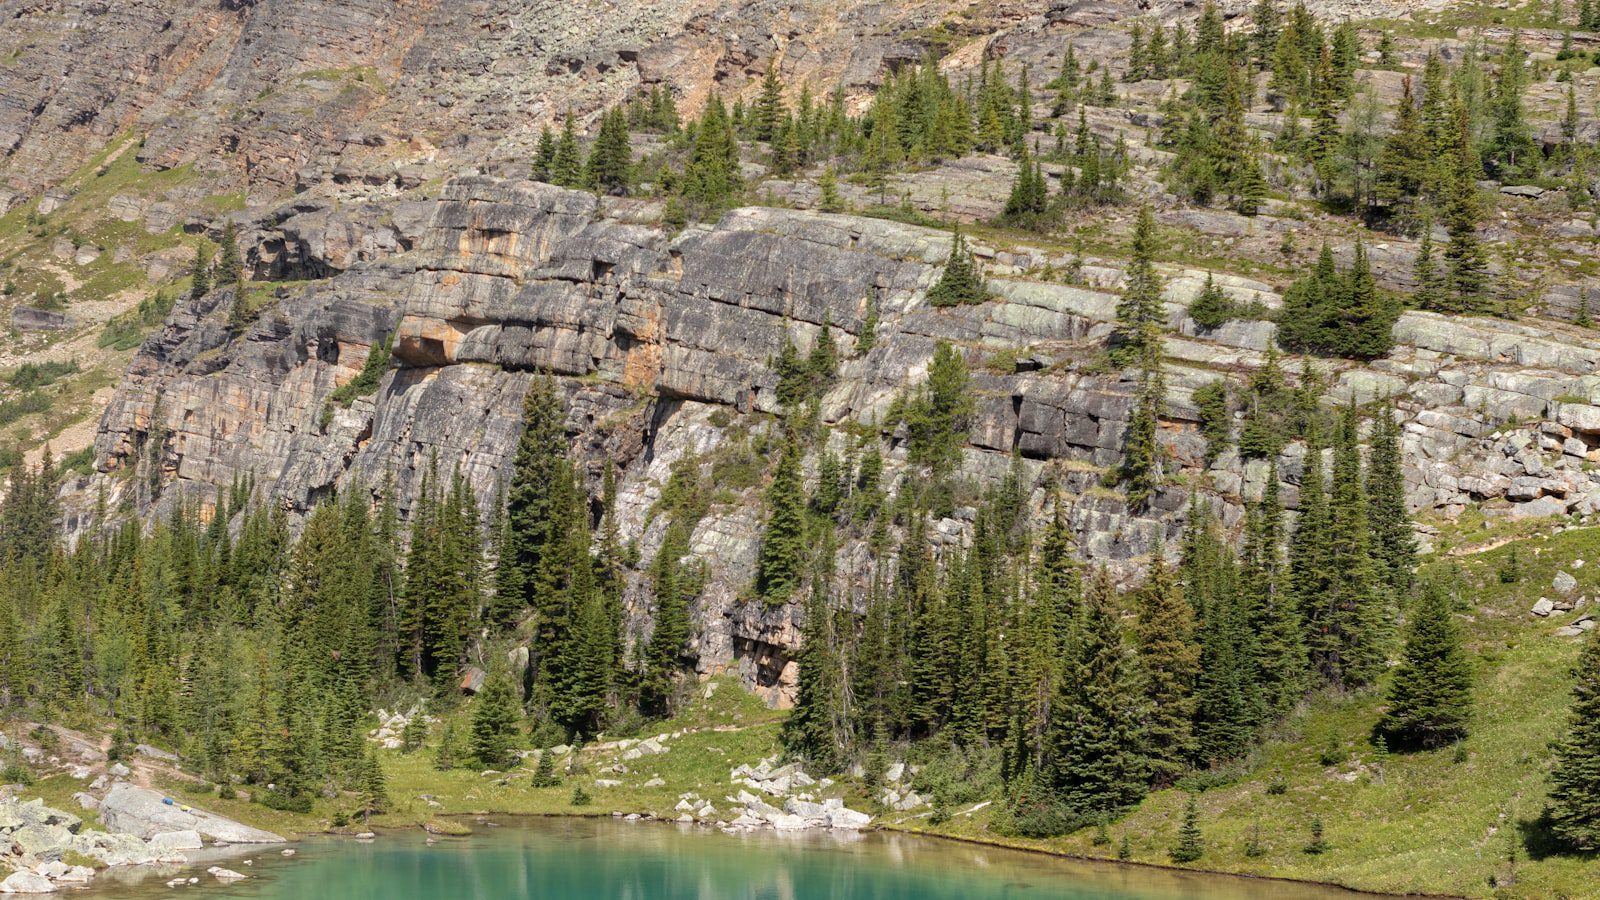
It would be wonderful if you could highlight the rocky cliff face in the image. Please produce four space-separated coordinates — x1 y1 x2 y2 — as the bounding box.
1 0 1019 211
76 173 1600 705
1 0 1442 210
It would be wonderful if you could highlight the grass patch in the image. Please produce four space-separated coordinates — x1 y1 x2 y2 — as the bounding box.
5 360 79 390
370 676 784 829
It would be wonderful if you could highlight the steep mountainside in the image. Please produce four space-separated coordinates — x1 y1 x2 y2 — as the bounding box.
72 169 1600 706
2 0 1598 698
5 1 1600 895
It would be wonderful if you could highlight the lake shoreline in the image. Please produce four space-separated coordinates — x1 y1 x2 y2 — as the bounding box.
360 810 1445 900
870 821 1455 900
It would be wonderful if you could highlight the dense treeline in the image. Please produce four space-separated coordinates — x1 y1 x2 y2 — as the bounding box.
781 383 1436 836
0 375 655 816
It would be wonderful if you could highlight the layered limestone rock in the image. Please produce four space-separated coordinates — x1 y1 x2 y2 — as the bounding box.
81 176 1600 705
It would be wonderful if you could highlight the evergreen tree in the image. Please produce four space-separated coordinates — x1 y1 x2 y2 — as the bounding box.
1485 31 1536 181
752 62 788 143
927 230 988 307
1441 97 1490 311
434 719 468 770
494 375 565 625
533 126 557 181
1128 23 1149 82
1317 402 1386 688
904 342 975 480
782 570 844 772
1413 223 1446 310
215 223 243 292
1001 148 1052 229
1277 243 1398 359
1048 568 1149 822
681 94 743 217
1187 499 1263 764
1547 628 1600 850
1148 26 1171 80
1375 579 1473 751
1246 467 1309 714
1133 548 1200 784
1171 793 1205 862
1113 207 1165 367
189 242 212 301
531 459 601 734
549 115 584 188
818 167 844 213
756 438 807 603
358 746 389 817
1120 362 1166 511
584 108 633 195
1193 380 1231 466
1253 0 1283 70
531 747 561 787
1189 275 1234 330
1376 76 1428 226
469 669 521 769
1366 402 1416 594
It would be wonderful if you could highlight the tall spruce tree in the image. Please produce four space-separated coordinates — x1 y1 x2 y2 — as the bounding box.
1048 568 1149 821
1119 362 1166 512
1320 402 1386 688
1366 402 1416 595
681 94 743 216
1246 468 1308 714
1186 499 1263 764
641 519 693 717
1441 98 1490 311
1547 628 1600 850
752 62 788 143
1485 31 1536 181
549 115 584 188
756 438 807 603
1376 76 1428 226
1113 207 1166 367
584 108 633 195
494 375 566 625
1133 546 1200 784
1375 578 1473 751
189 242 212 301
782 559 844 771
215 223 243 291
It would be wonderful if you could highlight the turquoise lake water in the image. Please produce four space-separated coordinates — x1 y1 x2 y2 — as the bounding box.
85 817 1364 899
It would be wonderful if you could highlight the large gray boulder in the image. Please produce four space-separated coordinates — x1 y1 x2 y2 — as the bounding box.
68 830 162 867
0 871 55 894
9 824 71 860
97 785 285 844
148 830 204 851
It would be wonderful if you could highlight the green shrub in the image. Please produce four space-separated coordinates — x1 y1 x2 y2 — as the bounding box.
0 392 51 427
327 332 394 408
6 360 79 390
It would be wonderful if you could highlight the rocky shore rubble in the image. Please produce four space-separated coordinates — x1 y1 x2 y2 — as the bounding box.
714 757 871 832
0 789 277 894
